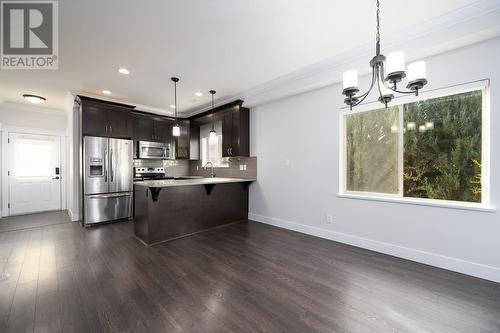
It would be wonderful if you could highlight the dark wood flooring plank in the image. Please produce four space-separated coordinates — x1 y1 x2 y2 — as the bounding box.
1 213 499 333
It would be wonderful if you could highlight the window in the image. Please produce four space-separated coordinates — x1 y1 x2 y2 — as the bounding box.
13 135 58 177
200 120 228 167
342 85 487 205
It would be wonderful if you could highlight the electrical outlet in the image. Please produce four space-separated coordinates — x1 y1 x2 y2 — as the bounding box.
326 214 333 224
196 166 199 171
239 164 243 170
243 164 247 170
284 159 290 167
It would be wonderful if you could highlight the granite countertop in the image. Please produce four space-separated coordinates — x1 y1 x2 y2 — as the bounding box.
134 177 256 188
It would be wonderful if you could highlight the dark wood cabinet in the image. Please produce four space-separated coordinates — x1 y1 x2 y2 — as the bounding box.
80 97 133 139
133 115 154 141
189 100 249 159
108 108 133 138
175 119 190 159
222 107 249 157
154 118 173 143
132 114 174 143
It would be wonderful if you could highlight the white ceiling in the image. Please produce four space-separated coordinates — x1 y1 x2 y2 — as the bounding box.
0 0 478 115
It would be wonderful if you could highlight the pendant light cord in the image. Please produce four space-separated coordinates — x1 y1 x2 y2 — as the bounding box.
174 81 177 122
210 90 216 132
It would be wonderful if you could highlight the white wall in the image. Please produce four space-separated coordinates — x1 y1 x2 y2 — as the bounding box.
249 38 500 282
64 93 80 221
0 103 67 130
0 102 67 216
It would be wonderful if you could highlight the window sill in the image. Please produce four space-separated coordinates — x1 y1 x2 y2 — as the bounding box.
337 193 496 213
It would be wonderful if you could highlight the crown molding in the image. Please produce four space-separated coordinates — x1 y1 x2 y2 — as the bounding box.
1 101 66 116
184 0 500 115
70 91 177 118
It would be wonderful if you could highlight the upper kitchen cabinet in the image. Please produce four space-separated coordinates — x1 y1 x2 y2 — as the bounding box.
222 104 249 157
189 100 249 158
154 117 173 143
80 97 133 139
133 114 153 141
132 113 173 143
175 119 190 159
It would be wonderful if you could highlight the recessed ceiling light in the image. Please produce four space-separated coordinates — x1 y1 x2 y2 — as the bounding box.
102 90 112 95
195 92 203 97
118 68 130 75
23 94 46 104
170 104 176 109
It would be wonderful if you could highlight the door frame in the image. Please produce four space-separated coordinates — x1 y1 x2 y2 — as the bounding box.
1 126 67 218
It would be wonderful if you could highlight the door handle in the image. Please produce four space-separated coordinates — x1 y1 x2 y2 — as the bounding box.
104 148 108 182
52 176 60 180
110 149 114 182
89 193 131 199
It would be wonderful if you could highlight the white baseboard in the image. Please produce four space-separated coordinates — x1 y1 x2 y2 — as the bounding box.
249 213 500 283
67 209 80 222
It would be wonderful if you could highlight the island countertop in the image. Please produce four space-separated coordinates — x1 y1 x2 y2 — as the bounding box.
134 177 256 188
134 177 253 245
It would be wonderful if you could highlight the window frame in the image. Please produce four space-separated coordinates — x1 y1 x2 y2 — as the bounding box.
338 79 494 212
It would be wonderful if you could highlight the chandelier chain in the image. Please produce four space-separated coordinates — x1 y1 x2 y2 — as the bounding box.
376 0 380 45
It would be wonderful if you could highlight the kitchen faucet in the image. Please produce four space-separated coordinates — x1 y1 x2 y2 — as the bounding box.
204 162 216 178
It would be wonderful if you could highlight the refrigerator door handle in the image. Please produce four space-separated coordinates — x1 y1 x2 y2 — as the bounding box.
110 148 114 182
104 148 108 182
89 193 131 199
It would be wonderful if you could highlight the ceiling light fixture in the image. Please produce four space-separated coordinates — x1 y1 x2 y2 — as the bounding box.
23 94 46 104
171 77 180 137
102 90 111 95
342 0 428 110
209 90 217 144
118 68 130 75
195 92 203 97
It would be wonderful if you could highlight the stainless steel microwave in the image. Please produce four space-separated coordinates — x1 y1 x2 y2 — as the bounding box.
138 141 172 159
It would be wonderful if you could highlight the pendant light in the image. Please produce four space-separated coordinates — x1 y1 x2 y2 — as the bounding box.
209 90 217 144
341 0 428 110
171 77 180 137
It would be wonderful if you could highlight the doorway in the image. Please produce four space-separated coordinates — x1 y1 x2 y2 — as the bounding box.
5 131 63 216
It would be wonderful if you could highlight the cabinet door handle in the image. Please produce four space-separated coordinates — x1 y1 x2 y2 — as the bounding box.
105 125 108 132
109 126 112 133
227 148 230 155
229 147 233 155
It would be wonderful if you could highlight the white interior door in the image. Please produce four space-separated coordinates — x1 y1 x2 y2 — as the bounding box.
8 133 62 215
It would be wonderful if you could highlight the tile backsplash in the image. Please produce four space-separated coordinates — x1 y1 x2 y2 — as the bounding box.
189 157 257 179
133 159 190 178
133 156 257 179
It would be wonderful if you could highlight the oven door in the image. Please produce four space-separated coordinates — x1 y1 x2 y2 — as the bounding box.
138 142 168 159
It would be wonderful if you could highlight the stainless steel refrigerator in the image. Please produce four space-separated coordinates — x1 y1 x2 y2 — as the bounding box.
83 136 133 225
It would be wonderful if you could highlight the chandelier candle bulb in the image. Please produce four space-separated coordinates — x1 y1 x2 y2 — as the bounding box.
408 61 427 82
386 51 406 82
378 83 394 106
407 61 428 92
343 70 359 91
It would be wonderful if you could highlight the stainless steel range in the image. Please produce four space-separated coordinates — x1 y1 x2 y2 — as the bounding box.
134 167 170 181
83 136 133 225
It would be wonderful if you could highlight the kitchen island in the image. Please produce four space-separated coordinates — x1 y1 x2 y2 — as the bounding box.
133 177 255 245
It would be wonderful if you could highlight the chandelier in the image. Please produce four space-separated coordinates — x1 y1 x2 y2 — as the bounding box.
342 0 428 110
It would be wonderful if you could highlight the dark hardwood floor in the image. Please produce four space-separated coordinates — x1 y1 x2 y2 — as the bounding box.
0 211 71 233
0 216 499 333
